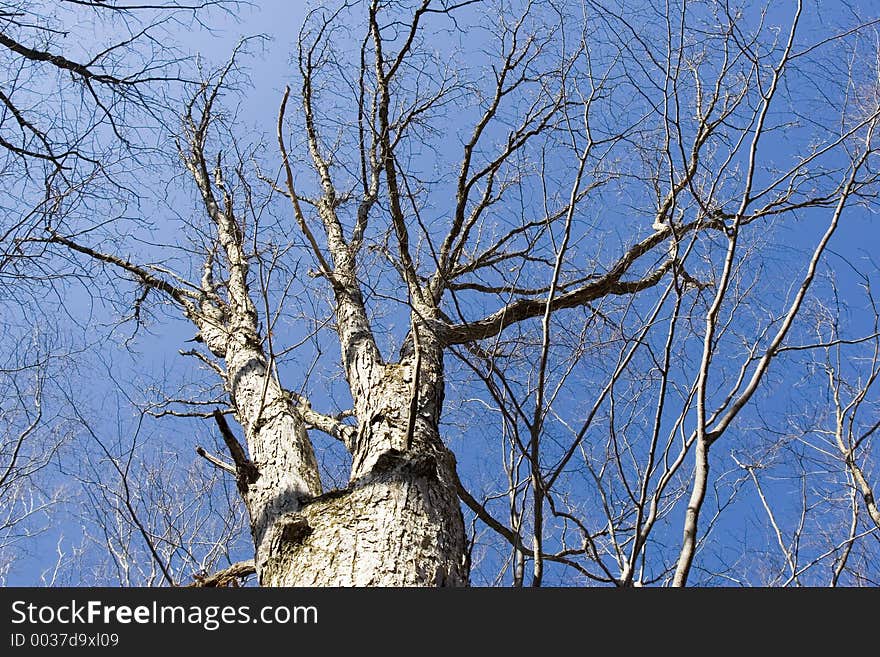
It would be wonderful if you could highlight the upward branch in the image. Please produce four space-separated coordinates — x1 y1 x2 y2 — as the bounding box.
438 221 703 344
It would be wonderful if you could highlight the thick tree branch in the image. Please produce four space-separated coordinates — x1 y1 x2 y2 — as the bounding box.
440 251 675 344
195 446 236 476
0 31 133 85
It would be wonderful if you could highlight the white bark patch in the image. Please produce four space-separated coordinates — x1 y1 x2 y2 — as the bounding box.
221 337 322 567
350 363 412 479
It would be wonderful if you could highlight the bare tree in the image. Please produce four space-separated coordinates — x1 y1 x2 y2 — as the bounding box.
0 0 241 584
18 0 880 586
0 332 63 583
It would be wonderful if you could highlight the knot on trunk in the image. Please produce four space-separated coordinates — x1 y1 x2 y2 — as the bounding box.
270 512 313 550
236 461 261 489
370 448 438 480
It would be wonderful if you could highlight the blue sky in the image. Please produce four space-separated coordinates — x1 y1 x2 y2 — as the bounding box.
3 0 879 586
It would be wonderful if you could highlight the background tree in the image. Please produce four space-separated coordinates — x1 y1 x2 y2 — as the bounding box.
7 0 880 586
0 0 243 584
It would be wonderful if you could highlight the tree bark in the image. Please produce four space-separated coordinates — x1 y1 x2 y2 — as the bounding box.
257 325 468 586
260 447 467 586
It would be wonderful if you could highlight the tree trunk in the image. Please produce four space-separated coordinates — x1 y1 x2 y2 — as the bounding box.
203 328 323 575
249 323 468 586
259 445 468 586
187 165 469 584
